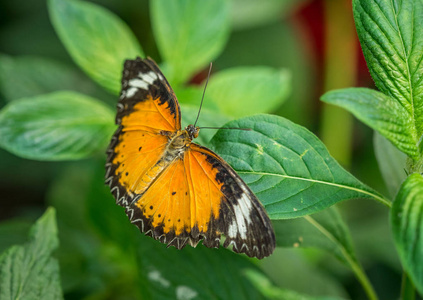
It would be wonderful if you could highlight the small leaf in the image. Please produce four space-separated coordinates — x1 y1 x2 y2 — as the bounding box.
150 0 230 84
321 88 419 159
0 91 115 160
274 206 357 265
373 132 407 197
353 0 423 138
210 114 389 218
207 67 291 118
391 173 423 295
48 0 143 94
0 208 63 300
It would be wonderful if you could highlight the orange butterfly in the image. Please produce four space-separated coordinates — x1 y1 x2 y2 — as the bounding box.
105 57 275 259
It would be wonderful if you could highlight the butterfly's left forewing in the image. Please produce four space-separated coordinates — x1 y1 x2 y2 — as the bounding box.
106 57 181 206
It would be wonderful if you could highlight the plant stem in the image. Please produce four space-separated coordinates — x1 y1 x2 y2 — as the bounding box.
321 0 357 167
401 272 415 300
345 254 379 300
305 216 379 300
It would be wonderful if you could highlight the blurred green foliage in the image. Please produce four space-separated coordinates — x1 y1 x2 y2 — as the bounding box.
0 0 422 299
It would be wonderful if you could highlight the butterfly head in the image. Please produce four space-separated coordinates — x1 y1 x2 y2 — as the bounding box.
186 124 200 140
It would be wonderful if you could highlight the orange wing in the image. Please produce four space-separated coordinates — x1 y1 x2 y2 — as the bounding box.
125 142 275 259
105 57 180 206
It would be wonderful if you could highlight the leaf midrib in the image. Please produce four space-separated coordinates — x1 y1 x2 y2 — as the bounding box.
17 117 112 129
237 170 391 207
389 0 418 142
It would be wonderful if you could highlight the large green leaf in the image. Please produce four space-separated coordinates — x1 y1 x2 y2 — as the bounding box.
210 114 389 219
150 0 230 85
353 0 423 140
136 236 264 300
48 0 143 94
373 132 407 197
0 91 115 160
274 207 356 265
321 88 419 159
0 208 63 300
207 67 291 118
391 173 423 295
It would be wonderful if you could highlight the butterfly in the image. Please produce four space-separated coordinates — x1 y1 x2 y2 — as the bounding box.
105 57 275 259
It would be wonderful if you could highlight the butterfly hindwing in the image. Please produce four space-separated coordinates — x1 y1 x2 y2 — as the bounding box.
187 144 276 259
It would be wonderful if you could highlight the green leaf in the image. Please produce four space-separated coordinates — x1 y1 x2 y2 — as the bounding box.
321 88 419 159
373 132 407 197
207 67 291 118
151 0 230 84
0 208 63 300
137 236 264 300
391 173 423 295
0 91 115 160
0 54 116 104
353 0 423 139
274 207 356 265
48 0 143 94
245 269 343 300
210 114 389 219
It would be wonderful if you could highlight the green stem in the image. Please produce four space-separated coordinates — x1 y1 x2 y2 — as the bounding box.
401 272 415 300
305 215 379 300
345 254 379 300
321 0 357 167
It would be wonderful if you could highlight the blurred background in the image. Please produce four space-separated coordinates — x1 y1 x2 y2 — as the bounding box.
0 0 407 299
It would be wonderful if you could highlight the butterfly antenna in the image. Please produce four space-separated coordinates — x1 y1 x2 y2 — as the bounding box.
199 127 251 131
194 62 213 127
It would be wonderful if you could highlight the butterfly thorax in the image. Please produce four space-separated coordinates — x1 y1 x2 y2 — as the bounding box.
164 125 200 161
134 129 195 195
